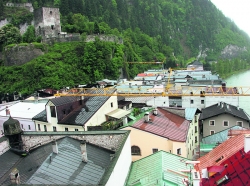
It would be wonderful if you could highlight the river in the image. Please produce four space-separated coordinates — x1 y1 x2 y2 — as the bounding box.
225 70 250 115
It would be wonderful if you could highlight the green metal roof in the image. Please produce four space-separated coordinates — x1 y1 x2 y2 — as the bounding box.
126 151 193 186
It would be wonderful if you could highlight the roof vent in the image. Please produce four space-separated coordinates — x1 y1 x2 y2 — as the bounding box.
10 168 20 184
153 108 158 116
144 112 150 122
216 175 228 185
52 140 58 154
80 140 88 163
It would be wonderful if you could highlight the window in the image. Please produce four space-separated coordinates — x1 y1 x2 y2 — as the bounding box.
21 124 23 129
51 25 54 30
195 115 198 122
210 130 215 135
28 125 31 130
209 120 215 126
50 11 52 15
190 100 194 104
195 126 198 133
195 136 198 143
152 148 158 153
50 106 56 117
38 124 41 131
53 126 57 132
237 121 243 127
44 125 47 132
201 100 204 104
65 128 68 131
131 146 141 155
177 148 181 155
75 129 79 131
223 121 229 127
111 102 113 108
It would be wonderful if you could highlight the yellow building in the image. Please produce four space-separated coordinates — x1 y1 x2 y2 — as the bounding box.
121 107 200 161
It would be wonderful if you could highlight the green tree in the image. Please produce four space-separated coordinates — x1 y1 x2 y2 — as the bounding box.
0 24 21 49
22 25 36 43
94 22 100 34
0 0 4 17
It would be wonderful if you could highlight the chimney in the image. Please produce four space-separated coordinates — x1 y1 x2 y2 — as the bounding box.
192 171 201 186
153 108 158 116
52 140 58 154
244 134 250 153
80 140 88 162
144 112 149 122
6 106 10 116
10 168 20 184
110 154 115 161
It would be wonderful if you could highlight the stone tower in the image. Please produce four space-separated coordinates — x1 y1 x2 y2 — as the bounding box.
3 116 23 149
34 7 61 39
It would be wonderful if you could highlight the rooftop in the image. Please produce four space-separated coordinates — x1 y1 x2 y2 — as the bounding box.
198 133 250 171
126 150 194 186
0 130 130 185
127 107 190 142
199 102 250 121
0 100 47 119
201 149 250 186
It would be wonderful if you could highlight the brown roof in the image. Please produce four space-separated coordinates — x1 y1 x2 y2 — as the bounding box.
131 107 190 141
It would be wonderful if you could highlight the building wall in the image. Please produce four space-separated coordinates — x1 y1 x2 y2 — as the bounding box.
186 115 200 160
0 137 9 156
84 96 118 131
182 96 239 110
205 96 239 108
121 127 187 161
105 133 131 186
146 96 169 107
202 114 250 137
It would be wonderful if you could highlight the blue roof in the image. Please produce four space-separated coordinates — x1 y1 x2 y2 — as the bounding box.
185 108 197 120
201 126 246 144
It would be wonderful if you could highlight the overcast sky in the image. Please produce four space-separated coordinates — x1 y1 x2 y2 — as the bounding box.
210 0 250 37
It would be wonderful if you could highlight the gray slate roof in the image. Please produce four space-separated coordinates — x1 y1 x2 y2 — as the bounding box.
49 96 80 106
199 102 250 121
0 139 62 185
27 137 113 185
59 96 109 125
33 96 110 125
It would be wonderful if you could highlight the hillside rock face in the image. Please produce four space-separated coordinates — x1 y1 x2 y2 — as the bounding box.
220 44 247 59
4 44 44 66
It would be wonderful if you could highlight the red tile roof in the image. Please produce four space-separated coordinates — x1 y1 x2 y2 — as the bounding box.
198 133 250 171
228 129 250 137
201 149 250 186
137 73 147 77
131 108 190 141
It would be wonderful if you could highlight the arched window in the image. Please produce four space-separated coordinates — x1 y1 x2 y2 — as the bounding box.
131 146 141 156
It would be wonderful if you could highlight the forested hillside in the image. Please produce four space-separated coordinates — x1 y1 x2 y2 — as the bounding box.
0 0 250 96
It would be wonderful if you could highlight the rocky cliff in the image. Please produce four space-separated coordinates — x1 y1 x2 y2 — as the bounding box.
4 44 44 66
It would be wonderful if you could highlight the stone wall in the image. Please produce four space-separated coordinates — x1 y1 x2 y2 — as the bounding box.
0 137 10 156
86 34 123 44
4 44 44 66
21 133 125 152
5 2 34 12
